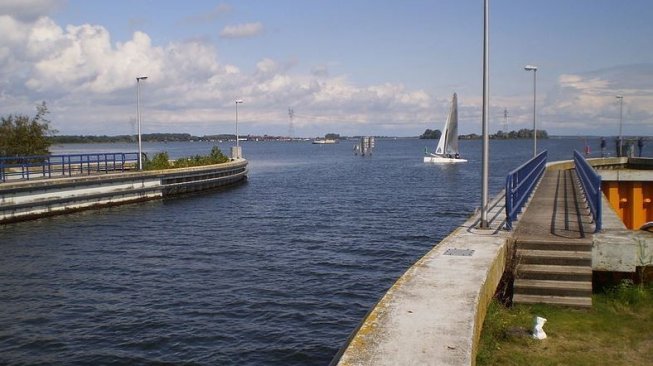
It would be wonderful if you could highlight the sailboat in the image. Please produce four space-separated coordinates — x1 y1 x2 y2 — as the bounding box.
423 92 467 163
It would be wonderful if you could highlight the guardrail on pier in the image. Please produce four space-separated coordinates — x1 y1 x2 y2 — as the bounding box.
573 150 602 232
0 153 139 183
505 151 547 230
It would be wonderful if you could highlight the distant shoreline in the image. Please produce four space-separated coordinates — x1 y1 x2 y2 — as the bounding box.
49 134 647 144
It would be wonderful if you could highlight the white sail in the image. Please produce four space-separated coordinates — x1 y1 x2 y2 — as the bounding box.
444 93 459 155
434 110 449 155
424 92 466 163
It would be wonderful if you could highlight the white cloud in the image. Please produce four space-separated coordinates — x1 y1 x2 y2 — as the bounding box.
558 74 610 95
219 22 264 39
0 0 64 21
0 14 440 136
182 3 231 24
541 65 653 135
9 14 651 138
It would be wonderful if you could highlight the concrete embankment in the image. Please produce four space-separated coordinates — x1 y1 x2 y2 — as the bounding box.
333 157 653 365
333 192 511 366
0 159 247 224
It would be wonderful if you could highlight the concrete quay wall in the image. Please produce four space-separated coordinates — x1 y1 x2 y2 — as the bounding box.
0 159 247 224
333 192 511 366
588 157 653 273
333 157 653 365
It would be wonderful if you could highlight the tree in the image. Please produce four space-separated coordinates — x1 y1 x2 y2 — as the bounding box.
0 102 56 157
420 129 442 139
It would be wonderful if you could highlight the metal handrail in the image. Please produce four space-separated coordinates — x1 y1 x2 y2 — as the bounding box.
505 151 548 230
0 152 140 183
573 150 602 232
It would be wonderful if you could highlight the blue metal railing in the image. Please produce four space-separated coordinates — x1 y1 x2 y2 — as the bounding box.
574 150 602 232
0 152 140 183
505 151 548 230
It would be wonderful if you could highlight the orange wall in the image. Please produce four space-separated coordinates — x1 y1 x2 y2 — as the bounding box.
602 181 653 229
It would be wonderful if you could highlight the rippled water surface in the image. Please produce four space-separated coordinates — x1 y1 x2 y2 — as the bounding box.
0 138 606 364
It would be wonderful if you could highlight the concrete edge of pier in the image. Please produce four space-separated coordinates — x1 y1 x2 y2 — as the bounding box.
334 191 511 366
0 159 248 224
333 156 653 365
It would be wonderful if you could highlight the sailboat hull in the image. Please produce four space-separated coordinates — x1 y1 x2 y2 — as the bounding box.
423 154 467 164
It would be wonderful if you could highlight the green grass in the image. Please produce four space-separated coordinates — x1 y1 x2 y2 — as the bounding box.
477 282 653 366
143 146 229 170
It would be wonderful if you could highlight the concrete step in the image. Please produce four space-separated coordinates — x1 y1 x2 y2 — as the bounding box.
516 264 592 281
514 279 592 297
512 293 592 308
516 249 592 266
516 239 592 252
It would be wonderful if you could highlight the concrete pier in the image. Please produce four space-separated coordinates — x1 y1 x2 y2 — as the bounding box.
333 157 653 365
333 193 511 366
0 159 247 224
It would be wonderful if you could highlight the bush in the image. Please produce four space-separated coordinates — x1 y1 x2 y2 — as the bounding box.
143 152 172 170
604 279 652 306
144 146 228 170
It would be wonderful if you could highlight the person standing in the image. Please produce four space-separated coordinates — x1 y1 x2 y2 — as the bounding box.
615 137 621 157
600 137 606 157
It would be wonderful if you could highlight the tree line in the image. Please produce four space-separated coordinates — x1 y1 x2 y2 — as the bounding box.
491 129 549 139
48 133 238 144
2 103 551 159
1 103 240 157
420 128 548 140
419 129 442 139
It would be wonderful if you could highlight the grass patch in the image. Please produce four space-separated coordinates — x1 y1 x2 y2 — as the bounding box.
477 282 653 365
143 146 229 170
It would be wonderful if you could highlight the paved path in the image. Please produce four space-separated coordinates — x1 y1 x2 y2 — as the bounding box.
333 193 511 366
514 168 595 240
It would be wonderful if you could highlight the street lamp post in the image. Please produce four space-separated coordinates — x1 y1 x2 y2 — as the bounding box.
524 65 537 157
480 0 490 229
136 76 148 170
616 95 623 157
234 99 244 159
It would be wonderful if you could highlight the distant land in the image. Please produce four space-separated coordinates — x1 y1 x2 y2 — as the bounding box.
49 133 235 144
420 128 549 140
49 131 644 144
48 133 392 143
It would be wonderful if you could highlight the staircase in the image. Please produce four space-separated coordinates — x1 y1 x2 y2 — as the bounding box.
511 168 595 308
513 239 593 307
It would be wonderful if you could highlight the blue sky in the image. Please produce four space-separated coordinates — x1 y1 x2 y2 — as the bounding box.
1 0 652 137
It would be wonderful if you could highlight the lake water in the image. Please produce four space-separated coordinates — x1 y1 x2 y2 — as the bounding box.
0 137 628 365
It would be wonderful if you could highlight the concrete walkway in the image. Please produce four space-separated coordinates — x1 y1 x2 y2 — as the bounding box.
513 168 595 240
333 193 511 365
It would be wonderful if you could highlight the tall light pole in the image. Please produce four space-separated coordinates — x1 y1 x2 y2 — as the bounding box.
235 99 243 158
480 0 490 229
524 65 537 157
136 76 148 170
616 95 623 157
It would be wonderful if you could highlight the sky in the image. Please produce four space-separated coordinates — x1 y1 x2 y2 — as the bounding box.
0 0 652 138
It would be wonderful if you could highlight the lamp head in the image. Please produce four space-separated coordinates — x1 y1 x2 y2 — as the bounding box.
524 65 537 71
616 95 623 100
137 76 148 81
235 99 244 104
